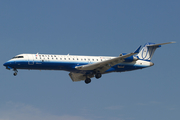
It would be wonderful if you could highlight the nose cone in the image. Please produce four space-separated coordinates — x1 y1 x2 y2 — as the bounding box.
3 61 12 66
3 61 13 70
3 62 8 66
150 62 154 66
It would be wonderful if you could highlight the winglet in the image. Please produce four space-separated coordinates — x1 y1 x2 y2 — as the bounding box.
134 45 141 53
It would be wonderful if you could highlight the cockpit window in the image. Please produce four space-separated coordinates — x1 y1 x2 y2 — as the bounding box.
12 56 24 59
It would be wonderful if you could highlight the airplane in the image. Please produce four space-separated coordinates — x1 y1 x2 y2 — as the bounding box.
3 42 174 84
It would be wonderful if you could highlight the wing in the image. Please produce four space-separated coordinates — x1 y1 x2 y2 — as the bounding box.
69 72 85 81
75 45 141 73
69 72 94 82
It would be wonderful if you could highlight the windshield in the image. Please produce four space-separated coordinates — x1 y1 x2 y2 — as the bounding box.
12 56 24 59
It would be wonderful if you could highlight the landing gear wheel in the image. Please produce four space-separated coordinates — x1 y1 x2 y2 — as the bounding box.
85 78 91 84
13 72 17 76
95 73 102 79
13 69 18 76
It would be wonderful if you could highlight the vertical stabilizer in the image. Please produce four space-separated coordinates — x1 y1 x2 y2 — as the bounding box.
137 43 158 61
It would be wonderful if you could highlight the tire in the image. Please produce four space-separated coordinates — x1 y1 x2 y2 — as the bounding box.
95 73 102 79
85 78 91 84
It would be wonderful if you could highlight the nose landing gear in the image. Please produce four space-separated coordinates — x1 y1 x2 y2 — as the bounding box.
13 69 18 76
13 72 17 76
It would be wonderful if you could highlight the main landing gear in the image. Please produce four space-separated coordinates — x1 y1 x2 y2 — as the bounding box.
95 73 102 79
85 78 91 84
84 72 102 84
13 69 18 76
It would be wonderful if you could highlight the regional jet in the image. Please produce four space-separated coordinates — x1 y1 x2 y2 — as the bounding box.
3 42 174 84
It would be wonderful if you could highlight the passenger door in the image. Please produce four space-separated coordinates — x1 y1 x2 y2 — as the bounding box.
28 54 34 65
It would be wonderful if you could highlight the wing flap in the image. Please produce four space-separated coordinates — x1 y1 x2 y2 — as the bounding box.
69 72 94 82
69 72 86 82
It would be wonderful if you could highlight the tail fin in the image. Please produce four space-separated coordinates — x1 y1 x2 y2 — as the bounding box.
137 42 175 61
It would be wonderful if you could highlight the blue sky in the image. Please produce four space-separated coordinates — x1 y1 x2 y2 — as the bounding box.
0 0 179 120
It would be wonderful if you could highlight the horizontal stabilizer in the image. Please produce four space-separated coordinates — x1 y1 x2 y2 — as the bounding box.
146 41 175 47
137 41 175 61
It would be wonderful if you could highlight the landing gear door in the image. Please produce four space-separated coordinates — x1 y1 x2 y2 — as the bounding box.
28 54 34 65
